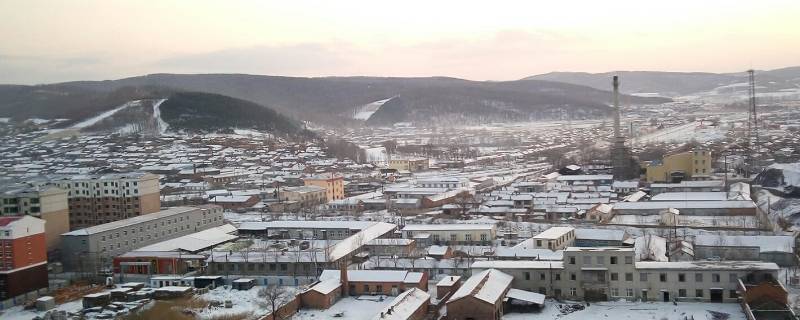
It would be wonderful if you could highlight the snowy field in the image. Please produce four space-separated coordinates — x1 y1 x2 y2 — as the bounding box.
195 285 300 319
504 301 746 320
292 295 394 320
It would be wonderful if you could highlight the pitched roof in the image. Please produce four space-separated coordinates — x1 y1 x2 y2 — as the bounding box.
447 269 512 304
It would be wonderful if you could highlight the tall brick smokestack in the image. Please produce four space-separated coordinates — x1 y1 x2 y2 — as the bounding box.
340 262 349 296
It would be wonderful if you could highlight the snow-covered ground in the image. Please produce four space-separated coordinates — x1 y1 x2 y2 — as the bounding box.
292 295 394 320
353 98 394 121
194 285 295 319
632 121 726 145
70 100 140 129
503 301 746 320
152 98 169 135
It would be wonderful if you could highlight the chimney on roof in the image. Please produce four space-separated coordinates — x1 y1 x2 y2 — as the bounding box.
340 262 349 297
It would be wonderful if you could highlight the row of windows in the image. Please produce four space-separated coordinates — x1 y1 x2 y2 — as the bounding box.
552 287 736 299
568 255 632 265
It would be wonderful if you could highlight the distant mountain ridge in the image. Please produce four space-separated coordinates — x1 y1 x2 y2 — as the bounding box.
524 66 800 97
0 74 668 127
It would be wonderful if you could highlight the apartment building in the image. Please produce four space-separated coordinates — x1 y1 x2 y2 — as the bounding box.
472 247 779 303
531 227 575 250
401 224 496 245
416 177 469 189
388 158 429 172
27 173 161 230
279 186 328 209
0 216 48 299
60 205 223 272
0 184 69 253
237 220 378 240
303 173 344 202
646 149 712 183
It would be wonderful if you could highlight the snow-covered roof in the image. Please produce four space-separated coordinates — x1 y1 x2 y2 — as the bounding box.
134 224 238 253
319 269 418 283
532 226 573 240
635 261 779 271
327 222 396 261
447 269 512 304
650 192 729 201
556 174 612 181
62 206 210 236
650 180 725 188
574 228 625 241
422 245 445 256
373 288 430 320
505 288 545 305
613 200 755 210
402 224 495 232
307 278 341 295
238 220 377 231
436 276 461 287
693 235 795 253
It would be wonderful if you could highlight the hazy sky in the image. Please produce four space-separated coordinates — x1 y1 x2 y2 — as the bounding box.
1 0 799 84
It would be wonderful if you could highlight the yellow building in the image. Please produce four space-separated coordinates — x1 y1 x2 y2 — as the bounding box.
388 158 429 172
303 173 344 202
646 149 712 183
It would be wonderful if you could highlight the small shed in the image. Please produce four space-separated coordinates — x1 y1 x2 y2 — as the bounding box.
83 292 111 308
35 296 55 311
232 278 256 290
194 276 225 289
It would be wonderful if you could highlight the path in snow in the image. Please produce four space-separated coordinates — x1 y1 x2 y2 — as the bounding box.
152 98 168 135
70 100 140 129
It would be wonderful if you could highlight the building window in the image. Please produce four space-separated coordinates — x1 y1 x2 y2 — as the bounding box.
611 288 619 296
596 256 604 265
678 289 687 297
712 274 720 283
570 273 576 281
525 272 530 280
570 288 577 296
626 288 633 297
729 290 738 298
640 273 648 281
610 256 617 264
678 273 685 282
569 257 576 264
625 273 633 281
659 273 667 282
555 273 561 281
695 273 703 282
696 289 704 298
611 273 618 281
540 273 546 281
729 273 738 283
625 256 633 264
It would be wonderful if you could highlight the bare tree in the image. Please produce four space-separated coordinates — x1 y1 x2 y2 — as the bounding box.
259 285 291 320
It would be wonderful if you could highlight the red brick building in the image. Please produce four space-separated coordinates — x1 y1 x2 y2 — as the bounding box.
318 269 428 296
0 216 48 299
445 269 512 320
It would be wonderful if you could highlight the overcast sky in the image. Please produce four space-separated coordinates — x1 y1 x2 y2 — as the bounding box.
1 0 799 84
